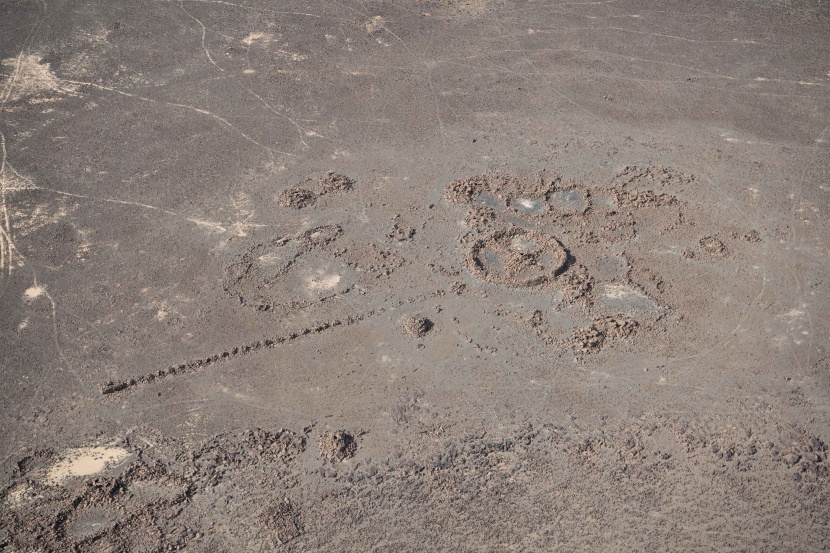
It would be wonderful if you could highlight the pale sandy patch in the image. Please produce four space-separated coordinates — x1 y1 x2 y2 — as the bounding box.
242 32 275 46
307 273 341 291
23 285 45 300
603 284 646 299
46 447 130 485
1 53 77 102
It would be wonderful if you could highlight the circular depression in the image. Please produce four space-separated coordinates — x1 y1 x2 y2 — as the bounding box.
467 227 568 288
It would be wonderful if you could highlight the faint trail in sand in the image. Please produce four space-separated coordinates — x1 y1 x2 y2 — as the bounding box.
61 78 293 158
1 7 48 281
178 0 225 72
2 169 243 235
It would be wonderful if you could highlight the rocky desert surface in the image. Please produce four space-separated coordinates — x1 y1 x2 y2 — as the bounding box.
1 0 829 550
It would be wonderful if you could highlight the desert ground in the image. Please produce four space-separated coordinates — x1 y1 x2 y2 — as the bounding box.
1 0 829 550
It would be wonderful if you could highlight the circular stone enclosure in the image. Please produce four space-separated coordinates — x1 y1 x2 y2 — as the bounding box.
467 228 568 288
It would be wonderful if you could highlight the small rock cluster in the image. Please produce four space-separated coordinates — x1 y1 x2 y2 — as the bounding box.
401 315 433 338
319 430 357 463
774 435 827 474
278 172 355 209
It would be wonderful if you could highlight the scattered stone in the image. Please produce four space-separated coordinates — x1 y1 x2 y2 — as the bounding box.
445 175 489 204
559 264 593 304
732 229 762 243
259 499 301 545
783 452 801 466
388 223 416 241
278 187 317 209
402 315 433 338
569 325 605 353
612 165 696 189
568 314 638 353
698 236 727 257
450 282 467 295
278 173 355 209
467 227 567 288
613 189 676 208
596 314 638 339
319 173 355 194
319 430 357 462
464 206 496 232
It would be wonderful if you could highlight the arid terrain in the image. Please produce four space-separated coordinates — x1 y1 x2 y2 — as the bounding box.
1 0 829 550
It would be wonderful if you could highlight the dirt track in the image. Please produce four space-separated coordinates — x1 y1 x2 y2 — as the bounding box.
1 0 829 550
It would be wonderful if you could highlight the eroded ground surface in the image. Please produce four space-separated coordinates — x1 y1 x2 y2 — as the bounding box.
1 0 830 550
